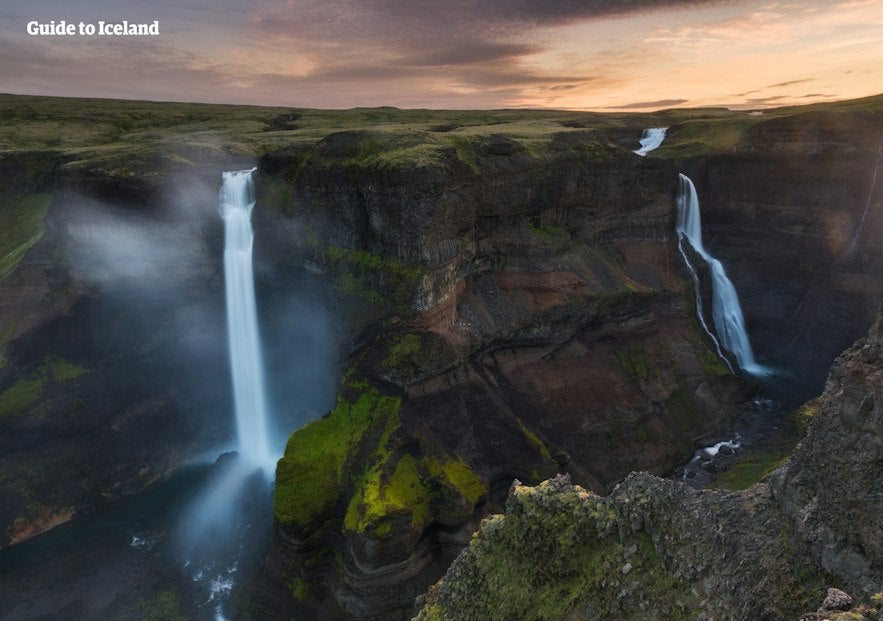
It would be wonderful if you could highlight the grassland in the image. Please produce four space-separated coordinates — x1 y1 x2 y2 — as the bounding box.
2 92 880 179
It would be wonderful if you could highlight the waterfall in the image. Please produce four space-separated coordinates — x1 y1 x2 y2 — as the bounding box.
219 168 273 469
634 127 667 156
676 174 769 376
848 145 882 256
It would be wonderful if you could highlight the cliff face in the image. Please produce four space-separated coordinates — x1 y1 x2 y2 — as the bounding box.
415 297 883 621
260 99 881 618
669 102 883 400
251 133 744 620
0 152 233 547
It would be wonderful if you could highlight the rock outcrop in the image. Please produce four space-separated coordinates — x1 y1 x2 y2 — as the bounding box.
415 296 883 620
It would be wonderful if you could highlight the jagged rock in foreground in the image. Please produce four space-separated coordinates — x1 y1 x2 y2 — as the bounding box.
415 298 883 620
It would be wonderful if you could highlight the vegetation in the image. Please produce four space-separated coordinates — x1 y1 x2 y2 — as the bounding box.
0 378 45 418
323 245 423 312
0 193 52 280
342 412 486 537
0 354 88 418
42 356 88 382
274 385 402 529
118 590 186 621
514 417 552 461
666 387 701 431
290 578 310 602
382 333 423 370
418 482 695 620
615 347 649 381
345 453 431 536
716 449 791 491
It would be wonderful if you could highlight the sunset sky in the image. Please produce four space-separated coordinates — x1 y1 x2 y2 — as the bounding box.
1 0 881 111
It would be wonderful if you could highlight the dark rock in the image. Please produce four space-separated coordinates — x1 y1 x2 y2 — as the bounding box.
820 588 855 612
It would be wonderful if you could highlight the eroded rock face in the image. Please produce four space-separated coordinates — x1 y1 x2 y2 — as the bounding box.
770 296 883 596
679 108 883 401
416 297 883 620
250 134 746 620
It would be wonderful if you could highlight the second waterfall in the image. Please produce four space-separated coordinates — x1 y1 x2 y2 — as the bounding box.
676 174 769 376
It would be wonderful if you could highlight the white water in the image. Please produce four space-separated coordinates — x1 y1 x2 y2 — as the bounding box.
219 169 274 469
634 127 668 156
676 174 770 376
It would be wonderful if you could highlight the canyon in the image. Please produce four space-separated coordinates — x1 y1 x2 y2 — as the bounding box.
0 93 880 619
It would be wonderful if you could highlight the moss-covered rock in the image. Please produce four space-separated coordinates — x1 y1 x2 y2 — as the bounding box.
274 384 402 531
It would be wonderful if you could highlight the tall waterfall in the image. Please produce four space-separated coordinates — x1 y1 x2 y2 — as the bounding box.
676 174 769 376
220 168 273 469
634 127 667 156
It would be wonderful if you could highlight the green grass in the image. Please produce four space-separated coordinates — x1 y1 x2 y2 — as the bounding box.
324 245 423 312
119 590 186 621
716 449 791 491
0 193 52 280
290 577 310 602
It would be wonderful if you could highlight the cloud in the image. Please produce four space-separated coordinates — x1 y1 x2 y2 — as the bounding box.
767 78 814 87
605 98 690 109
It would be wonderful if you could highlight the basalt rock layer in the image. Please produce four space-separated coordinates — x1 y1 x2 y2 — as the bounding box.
0 94 882 621
254 135 739 620
416 296 883 620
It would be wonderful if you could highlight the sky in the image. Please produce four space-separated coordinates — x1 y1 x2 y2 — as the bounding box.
0 0 881 111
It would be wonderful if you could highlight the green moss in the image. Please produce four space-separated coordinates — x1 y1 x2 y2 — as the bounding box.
42 356 88 382
0 323 15 344
120 590 186 621
345 453 431 534
419 489 693 621
692 337 733 379
615 347 649 381
290 578 310 602
793 404 817 432
514 417 552 460
425 453 486 506
527 220 569 242
666 387 700 431
326 245 423 312
0 193 52 281
382 333 422 370
716 450 790 491
274 386 401 528
0 377 45 417
447 136 480 173
658 117 757 157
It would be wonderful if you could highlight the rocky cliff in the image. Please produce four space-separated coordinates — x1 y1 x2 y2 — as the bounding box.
238 118 768 619
663 97 883 401
1 94 881 620
252 97 883 620
415 296 883 620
